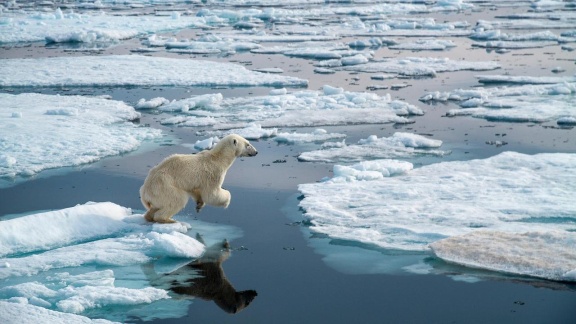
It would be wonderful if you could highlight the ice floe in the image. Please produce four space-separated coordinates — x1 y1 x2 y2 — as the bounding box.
0 202 243 322
143 86 422 130
274 129 346 144
389 39 456 51
420 80 576 124
0 55 308 88
0 8 209 44
298 152 576 281
318 57 500 77
0 93 161 186
298 133 448 163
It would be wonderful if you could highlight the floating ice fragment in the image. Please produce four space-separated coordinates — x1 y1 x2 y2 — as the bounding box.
193 136 220 151
298 152 576 257
274 129 346 144
323 85 344 95
135 97 170 110
299 132 446 163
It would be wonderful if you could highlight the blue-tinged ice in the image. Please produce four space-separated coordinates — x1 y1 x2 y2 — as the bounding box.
0 202 243 322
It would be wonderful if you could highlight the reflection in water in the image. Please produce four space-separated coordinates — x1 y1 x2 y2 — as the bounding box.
143 236 257 314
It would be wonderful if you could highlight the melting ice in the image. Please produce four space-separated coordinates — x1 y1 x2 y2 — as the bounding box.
0 202 243 322
298 152 576 281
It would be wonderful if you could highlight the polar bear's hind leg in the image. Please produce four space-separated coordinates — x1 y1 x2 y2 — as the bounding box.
151 190 189 223
143 206 158 222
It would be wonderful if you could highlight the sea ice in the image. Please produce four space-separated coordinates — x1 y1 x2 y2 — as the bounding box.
420 81 576 123
0 8 209 44
298 133 447 163
431 230 576 282
274 129 347 144
389 39 456 51
0 93 161 186
0 202 243 322
148 87 421 129
298 152 576 266
0 300 115 323
323 57 500 77
0 55 308 88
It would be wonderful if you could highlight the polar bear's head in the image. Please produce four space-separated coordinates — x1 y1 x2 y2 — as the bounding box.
225 134 258 157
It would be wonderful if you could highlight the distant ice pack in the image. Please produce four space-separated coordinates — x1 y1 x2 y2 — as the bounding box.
421 78 576 124
0 55 308 88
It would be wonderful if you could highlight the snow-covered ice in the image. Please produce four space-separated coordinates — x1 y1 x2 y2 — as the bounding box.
0 93 161 187
141 86 422 130
0 55 308 88
298 152 576 280
298 133 447 163
0 202 243 322
319 57 500 77
0 8 210 44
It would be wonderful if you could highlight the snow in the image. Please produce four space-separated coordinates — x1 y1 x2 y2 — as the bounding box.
0 55 308 88
420 81 576 123
0 93 162 187
298 151 576 281
298 133 448 163
0 202 243 322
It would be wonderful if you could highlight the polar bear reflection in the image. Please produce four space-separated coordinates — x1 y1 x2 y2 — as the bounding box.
143 236 257 314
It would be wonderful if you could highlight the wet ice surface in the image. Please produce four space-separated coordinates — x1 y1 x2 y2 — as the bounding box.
1 0 576 322
0 202 242 323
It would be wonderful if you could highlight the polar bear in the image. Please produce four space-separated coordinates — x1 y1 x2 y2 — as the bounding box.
140 134 258 223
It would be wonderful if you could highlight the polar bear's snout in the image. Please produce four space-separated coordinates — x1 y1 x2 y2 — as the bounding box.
245 144 258 157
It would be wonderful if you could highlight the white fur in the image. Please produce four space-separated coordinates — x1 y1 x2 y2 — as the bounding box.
140 134 257 223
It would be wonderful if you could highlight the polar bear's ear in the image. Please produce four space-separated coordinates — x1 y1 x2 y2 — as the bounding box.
233 139 237 146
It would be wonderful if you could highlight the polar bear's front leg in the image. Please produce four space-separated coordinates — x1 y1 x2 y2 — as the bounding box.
188 189 205 213
203 188 231 209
